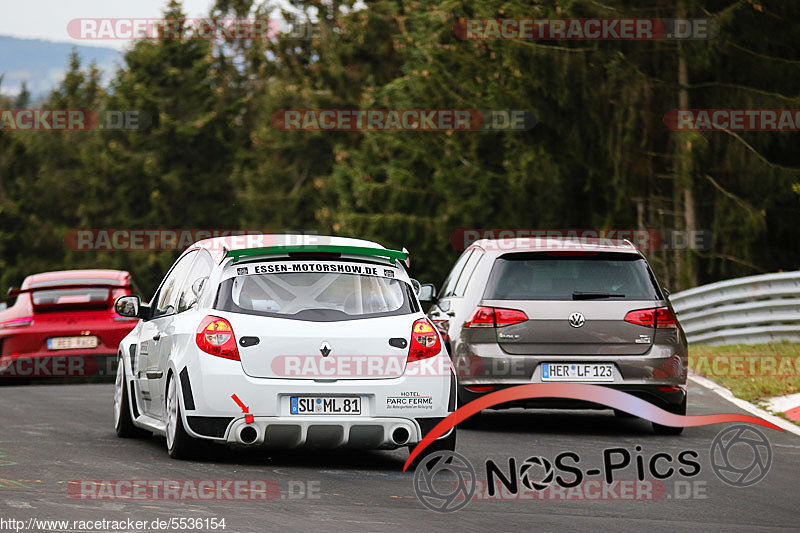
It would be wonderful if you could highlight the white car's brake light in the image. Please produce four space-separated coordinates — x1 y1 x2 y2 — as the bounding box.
408 318 441 362
196 316 240 360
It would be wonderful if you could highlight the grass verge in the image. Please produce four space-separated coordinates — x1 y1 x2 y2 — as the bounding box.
688 342 800 406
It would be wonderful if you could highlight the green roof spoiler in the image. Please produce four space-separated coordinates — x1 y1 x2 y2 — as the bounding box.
225 245 409 264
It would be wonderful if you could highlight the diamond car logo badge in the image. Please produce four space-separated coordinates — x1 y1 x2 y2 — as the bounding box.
319 341 331 357
568 312 585 328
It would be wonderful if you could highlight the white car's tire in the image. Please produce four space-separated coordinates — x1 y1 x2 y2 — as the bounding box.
409 428 457 469
166 373 199 459
114 357 150 439
458 410 483 428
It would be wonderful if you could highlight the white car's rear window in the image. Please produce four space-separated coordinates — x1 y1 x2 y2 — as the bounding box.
215 260 417 321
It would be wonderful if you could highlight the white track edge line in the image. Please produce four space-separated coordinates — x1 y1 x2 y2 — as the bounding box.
689 373 800 437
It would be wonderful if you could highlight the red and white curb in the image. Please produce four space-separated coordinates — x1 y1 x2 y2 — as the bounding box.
763 392 800 423
689 373 800 437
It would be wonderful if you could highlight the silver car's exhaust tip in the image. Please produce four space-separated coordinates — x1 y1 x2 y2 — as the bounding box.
239 426 258 444
391 426 410 445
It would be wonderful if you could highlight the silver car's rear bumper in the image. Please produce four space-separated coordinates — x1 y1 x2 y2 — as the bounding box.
457 382 686 411
453 336 687 386
452 339 687 409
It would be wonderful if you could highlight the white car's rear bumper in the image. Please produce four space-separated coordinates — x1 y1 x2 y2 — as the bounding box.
223 415 455 449
174 352 456 448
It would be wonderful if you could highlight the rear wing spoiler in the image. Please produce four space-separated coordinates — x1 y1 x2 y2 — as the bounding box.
8 283 130 298
225 245 409 265
8 284 131 309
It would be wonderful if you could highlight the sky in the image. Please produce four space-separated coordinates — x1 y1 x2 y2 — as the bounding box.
0 0 218 50
0 0 311 96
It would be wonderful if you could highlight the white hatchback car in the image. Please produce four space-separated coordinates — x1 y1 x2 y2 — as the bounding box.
112 235 456 462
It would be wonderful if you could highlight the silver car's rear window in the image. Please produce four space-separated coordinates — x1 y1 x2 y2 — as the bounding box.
484 252 660 301
215 271 418 321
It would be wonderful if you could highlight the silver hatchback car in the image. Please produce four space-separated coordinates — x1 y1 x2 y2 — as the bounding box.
425 237 688 434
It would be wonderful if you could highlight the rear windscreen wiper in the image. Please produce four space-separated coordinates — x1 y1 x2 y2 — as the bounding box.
572 292 626 300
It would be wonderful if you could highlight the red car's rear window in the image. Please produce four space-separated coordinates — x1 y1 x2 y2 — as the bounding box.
31 287 111 306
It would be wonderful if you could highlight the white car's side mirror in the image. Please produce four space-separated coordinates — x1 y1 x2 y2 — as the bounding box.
115 296 140 318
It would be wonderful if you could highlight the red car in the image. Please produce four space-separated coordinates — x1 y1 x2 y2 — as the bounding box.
0 270 139 380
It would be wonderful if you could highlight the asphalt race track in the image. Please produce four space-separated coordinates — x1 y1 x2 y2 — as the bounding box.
0 381 797 532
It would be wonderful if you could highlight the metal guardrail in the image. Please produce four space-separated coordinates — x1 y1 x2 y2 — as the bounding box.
669 271 800 345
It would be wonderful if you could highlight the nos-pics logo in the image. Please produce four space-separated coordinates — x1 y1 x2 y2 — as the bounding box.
413 424 772 512
413 451 477 512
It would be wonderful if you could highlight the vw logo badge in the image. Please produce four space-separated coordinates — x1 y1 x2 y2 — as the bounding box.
568 312 585 328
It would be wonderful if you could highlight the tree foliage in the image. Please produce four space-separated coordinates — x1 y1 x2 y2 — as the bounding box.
1 0 799 296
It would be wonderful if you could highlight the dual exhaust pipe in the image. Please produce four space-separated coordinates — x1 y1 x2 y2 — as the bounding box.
391 426 410 445
239 426 258 444
236 424 412 446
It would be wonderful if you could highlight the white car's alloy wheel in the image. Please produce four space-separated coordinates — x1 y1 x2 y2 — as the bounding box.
114 358 150 439
166 376 178 450
113 360 124 428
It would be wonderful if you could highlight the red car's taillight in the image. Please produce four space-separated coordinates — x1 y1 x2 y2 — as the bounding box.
0 317 33 329
196 316 240 360
408 318 442 362
624 307 678 329
463 307 528 328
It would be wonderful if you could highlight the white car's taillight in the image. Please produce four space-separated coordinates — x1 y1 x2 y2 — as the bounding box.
408 318 442 362
196 316 240 360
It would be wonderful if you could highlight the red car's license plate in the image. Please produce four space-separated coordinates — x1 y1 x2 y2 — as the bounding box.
47 336 98 350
